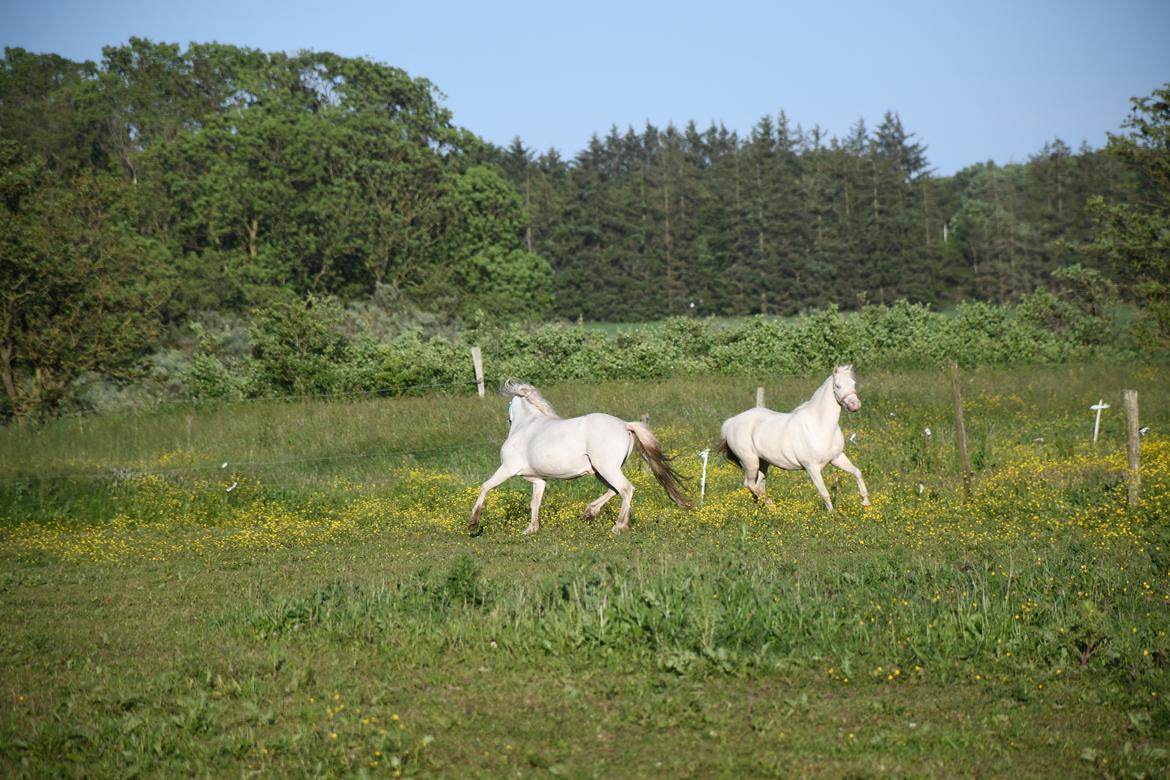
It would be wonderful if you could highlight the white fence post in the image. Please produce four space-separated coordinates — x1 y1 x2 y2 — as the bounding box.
1090 399 1110 444
699 448 710 506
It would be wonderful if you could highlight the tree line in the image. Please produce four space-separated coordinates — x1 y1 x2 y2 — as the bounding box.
486 120 1139 320
1 39 1166 418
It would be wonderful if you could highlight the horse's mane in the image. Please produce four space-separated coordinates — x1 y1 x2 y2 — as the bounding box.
500 378 559 418
791 365 855 413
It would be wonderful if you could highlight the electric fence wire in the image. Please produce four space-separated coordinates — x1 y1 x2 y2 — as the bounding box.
0 438 500 485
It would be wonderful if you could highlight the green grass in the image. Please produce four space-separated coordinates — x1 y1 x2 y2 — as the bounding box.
2 361 1169 776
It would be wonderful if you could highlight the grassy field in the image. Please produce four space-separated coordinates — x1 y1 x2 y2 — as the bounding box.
2 362 1169 777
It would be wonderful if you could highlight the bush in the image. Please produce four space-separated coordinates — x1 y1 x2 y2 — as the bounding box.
342 283 450 342
856 300 935 362
135 295 1143 412
933 302 1069 366
184 323 247 400
484 323 608 383
375 332 472 394
185 351 246 400
1017 265 1119 346
247 295 349 397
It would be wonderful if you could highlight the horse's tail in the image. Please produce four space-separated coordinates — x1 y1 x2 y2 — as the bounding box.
626 422 693 510
717 437 741 468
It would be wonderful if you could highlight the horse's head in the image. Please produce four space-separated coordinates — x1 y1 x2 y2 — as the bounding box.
832 365 861 412
501 378 559 426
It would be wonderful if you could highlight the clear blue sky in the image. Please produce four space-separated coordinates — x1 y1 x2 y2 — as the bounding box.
3 0 1167 175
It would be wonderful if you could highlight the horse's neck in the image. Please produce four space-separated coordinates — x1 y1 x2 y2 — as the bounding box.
510 400 548 430
803 377 841 429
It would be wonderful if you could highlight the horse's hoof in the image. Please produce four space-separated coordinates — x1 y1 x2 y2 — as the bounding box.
468 522 483 537
522 525 539 535
610 523 628 535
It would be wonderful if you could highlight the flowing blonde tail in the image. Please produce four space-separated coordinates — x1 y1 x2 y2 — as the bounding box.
626 422 693 510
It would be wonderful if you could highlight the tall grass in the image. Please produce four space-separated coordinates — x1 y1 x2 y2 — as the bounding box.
237 542 1164 686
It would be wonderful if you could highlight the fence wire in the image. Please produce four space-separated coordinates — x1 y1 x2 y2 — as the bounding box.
3 371 708 486
0 438 500 485
50 376 490 421
44 368 696 421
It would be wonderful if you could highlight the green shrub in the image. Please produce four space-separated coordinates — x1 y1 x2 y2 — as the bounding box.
184 323 247 400
1017 265 1120 346
374 332 471 394
159 296 1141 407
934 301 1069 366
855 300 935 363
247 295 348 397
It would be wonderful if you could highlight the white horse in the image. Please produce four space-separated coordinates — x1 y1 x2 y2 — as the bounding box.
719 365 870 511
470 380 691 535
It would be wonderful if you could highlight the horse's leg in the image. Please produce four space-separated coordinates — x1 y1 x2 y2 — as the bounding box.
523 477 546 535
754 462 769 498
582 488 617 521
803 463 835 512
469 464 514 531
830 452 870 507
592 462 635 534
739 452 764 500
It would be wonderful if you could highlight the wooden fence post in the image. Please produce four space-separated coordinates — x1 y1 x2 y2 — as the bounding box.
1124 389 1141 510
949 361 972 501
756 386 765 408
470 346 485 398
